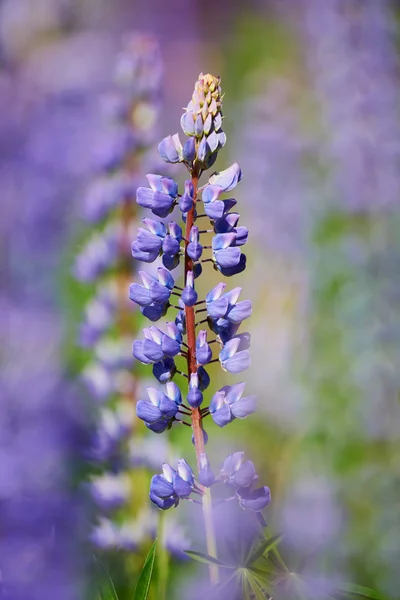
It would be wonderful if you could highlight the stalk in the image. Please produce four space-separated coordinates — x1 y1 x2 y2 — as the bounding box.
184 170 219 584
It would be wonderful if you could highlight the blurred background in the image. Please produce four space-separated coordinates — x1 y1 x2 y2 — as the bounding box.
1 0 400 598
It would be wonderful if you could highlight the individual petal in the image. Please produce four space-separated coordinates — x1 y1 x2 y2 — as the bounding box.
136 228 164 252
136 187 155 209
202 184 222 205
136 400 162 424
149 281 171 304
225 382 246 404
165 381 182 406
233 226 248 247
159 395 179 420
222 452 244 478
230 395 256 419
180 111 195 136
142 339 164 362
129 283 152 306
153 358 176 383
150 490 176 510
218 253 247 277
162 235 180 256
207 296 229 319
177 459 194 484
232 460 257 488
211 403 232 428
227 300 252 324
208 162 242 192
222 350 251 374
132 340 153 364
157 267 175 289
212 232 237 251
146 418 171 434
204 200 225 220
161 334 181 357
141 304 165 322
206 283 226 303
197 366 210 391
150 474 174 498
150 192 176 218
131 241 159 263
187 372 203 408
160 176 179 198
213 213 239 233
198 454 215 487
173 475 193 499
158 134 183 163
183 137 196 162
237 486 271 512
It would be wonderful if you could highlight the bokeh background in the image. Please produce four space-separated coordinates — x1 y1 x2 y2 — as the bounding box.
1 0 400 598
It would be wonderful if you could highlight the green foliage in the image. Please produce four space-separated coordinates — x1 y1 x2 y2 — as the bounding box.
133 539 158 600
94 555 120 600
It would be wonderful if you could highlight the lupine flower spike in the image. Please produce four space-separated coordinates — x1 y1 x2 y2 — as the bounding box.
74 34 173 552
130 73 270 583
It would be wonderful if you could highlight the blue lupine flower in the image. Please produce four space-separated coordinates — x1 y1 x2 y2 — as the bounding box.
219 333 251 373
237 486 271 512
196 330 212 366
179 179 195 213
187 372 203 408
136 173 178 217
136 385 181 431
209 382 256 427
182 270 198 306
152 357 177 383
162 221 183 270
150 460 196 509
198 453 215 487
129 267 174 320
219 452 258 489
187 225 203 261
128 71 273 528
212 233 242 270
158 133 183 164
133 324 181 364
131 217 166 262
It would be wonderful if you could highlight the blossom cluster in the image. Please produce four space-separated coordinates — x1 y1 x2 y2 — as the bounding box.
74 33 173 552
129 72 270 527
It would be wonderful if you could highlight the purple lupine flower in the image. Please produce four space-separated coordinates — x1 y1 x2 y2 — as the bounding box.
196 330 212 366
136 174 178 217
209 382 256 427
179 179 195 213
219 334 251 374
129 71 271 535
182 270 198 307
150 460 197 509
219 452 258 489
187 372 203 408
136 385 181 432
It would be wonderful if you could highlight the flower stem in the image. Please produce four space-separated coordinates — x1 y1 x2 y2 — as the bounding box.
184 169 219 585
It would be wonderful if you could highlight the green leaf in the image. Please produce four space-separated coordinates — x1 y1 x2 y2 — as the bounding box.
185 550 235 568
133 539 158 600
246 533 285 566
93 555 119 600
333 583 385 600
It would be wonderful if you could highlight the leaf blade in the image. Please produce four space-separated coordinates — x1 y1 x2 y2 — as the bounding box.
133 539 158 600
185 550 235 568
